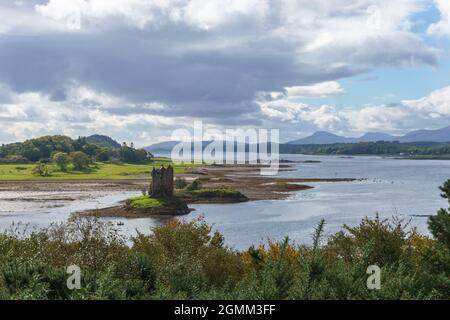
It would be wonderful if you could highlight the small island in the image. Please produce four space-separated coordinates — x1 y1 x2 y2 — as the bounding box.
83 164 248 218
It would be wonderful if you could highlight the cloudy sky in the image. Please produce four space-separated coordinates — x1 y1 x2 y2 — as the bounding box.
0 0 449 146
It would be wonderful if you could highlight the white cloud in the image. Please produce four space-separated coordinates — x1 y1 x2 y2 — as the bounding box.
259 98 309 122
35 0 162 30
402 85 450 117
259 98 346 131
2 81 450 145
0 5 64 34
344 105 409 132
0 104 27 119
30 0 430 49
285 81 344 98
0 84 181 145
427 0 450 36
34 0 270 30
0 0 446 144
259 85 450 134
183 0 269 30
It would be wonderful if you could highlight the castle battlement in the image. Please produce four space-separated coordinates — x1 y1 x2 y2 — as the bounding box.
151 165 174 197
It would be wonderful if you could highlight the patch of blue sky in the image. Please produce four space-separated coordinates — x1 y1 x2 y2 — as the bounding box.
296 5 450 112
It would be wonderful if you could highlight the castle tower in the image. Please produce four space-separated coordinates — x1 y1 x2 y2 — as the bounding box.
151 165 174 197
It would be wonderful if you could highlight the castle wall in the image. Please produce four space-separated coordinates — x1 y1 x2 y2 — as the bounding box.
151 165 174 197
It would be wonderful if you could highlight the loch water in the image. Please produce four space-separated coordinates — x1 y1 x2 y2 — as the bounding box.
1 155 449 249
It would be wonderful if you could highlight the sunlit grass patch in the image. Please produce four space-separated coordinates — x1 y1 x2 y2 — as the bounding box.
0 157 198 180
126 195 185 208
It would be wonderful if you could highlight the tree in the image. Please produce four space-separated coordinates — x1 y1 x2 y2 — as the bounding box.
185 179 202 191
135 149 149 162
428 180 450 248
174 177 188 189
82 144 98 157
52 152 70 171
21 146 41 162
118 146 149 164
71 151 90 171
439 180 450 201
96 148 110 162
32 163 51 176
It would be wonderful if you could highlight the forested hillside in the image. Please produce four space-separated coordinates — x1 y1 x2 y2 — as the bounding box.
280 141 450 158
0 135 150 164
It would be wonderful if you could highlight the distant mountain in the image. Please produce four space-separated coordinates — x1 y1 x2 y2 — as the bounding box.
400 126 450 143
144 140 272 154
358 132 397 142
85 134 121 149
144 126 450 152
145 140 236 153
289 131 355 145
144 141 181 153
288 126 450 145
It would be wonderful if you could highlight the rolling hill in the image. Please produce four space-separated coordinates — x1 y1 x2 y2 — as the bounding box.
85 134 122 149
288 126 450 145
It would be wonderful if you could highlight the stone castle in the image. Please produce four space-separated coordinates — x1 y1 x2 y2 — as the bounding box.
151 165 174 197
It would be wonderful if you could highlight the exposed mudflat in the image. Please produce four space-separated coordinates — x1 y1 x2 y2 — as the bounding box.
0 164 356 204
182 164 355 201
0 180 149 192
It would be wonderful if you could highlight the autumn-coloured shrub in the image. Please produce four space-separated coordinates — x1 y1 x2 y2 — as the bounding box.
0 180 450 299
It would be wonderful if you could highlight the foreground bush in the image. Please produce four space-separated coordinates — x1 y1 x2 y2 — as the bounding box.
1 180 450 300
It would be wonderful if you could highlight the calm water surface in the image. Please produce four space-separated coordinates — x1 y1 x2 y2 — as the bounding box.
1 155 449 249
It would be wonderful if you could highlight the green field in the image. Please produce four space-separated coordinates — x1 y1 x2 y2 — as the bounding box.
0 157 197 181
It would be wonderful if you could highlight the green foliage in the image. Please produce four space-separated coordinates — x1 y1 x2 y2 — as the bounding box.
428 209 450 249
428 180 450 248
280 141 450 157
95 148 110 162
132 218 242 298
185 179 202 191
174 177 188 189
85 135 121 149
176 184 247 202
52 152 70 171
1 261 69 299
118 146 149 164
32 163 51 177
126 196 184 208
0 155 30 164
1 182 450 300
0 134 152 165
70 151 91 171
190 186 246 199
439 180 450 201
0 135 75 162
0 158 194 181
328 214 413 266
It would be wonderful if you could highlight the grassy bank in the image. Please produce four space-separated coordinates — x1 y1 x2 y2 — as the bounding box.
0 157 196 181
127 180 248 208
125 185 247 211
126 195 186 208
176 185 248 203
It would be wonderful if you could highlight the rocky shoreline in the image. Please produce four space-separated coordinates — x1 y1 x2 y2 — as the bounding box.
83 201 194 218
80 193 252 218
